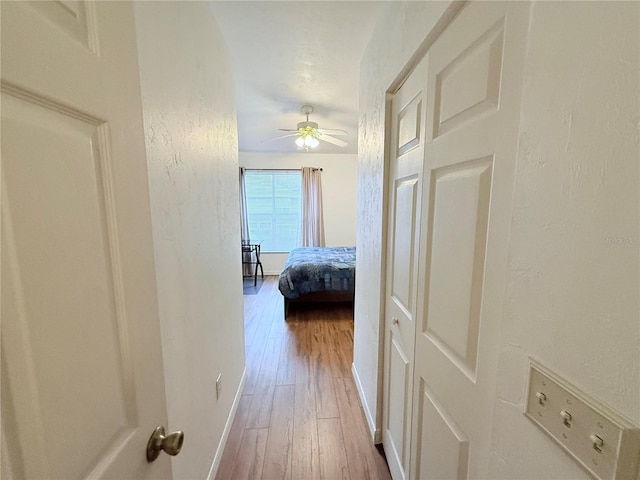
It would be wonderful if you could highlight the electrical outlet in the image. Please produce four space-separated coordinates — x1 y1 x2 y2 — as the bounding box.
216 373 222 400
524 359 640 480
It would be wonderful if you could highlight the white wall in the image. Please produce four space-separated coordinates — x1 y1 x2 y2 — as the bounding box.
488 2 640 478
357 0 640 476
134 4 245 479
239 152 357 274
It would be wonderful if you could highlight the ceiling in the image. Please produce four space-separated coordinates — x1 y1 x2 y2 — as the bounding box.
208 1 387 154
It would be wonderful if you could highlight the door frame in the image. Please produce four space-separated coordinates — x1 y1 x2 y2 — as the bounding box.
376 0 466 467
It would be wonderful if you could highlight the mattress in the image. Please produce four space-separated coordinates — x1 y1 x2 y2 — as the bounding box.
278 246 356 300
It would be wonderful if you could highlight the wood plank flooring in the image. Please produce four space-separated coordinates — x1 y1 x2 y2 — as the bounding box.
216 276 391 480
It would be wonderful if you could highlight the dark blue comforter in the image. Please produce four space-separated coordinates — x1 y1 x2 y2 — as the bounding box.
278 246 356 299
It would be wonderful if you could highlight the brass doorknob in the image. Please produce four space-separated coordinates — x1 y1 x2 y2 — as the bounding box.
146 426 184 462
392 317 399 326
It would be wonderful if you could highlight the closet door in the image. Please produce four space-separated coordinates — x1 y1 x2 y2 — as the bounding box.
411 2 530 478
382 55 429 480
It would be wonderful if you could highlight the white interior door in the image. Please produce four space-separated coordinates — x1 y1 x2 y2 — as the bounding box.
1 2 172 478
382 55 429 480
411 2 530 479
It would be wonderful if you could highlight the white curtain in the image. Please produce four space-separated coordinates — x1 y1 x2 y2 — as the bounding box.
301 167 325 247
239 167 252 275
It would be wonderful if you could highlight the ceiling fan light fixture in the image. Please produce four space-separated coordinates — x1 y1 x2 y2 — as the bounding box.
265 104 348 150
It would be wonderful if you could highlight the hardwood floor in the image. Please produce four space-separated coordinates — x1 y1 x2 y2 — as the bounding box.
216 276 391 480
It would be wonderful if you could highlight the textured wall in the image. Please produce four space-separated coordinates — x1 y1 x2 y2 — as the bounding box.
133 3 244 479
488 3 640 477
354 1 453 439
239 152 358 274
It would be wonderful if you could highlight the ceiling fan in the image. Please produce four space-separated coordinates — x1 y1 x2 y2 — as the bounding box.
265 105 348 150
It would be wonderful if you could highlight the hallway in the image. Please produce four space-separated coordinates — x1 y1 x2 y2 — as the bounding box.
216 276 391 479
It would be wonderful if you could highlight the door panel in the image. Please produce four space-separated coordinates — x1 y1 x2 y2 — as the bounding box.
1 2 171 478
412 2 530 478
386 334 411 465
397 95 422 156
415 381 469 480
391 177 419 312
27 0 97 52
383 55 429 480
2 94 136 479
425 157 493 378
433 20 504 138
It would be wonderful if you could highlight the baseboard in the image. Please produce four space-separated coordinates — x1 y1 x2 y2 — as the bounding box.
352 362 382 444
206 367 247 480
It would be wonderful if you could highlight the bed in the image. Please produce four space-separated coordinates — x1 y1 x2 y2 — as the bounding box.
278 246 356 317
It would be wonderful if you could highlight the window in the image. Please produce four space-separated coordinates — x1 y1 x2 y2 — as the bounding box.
244 170 301 252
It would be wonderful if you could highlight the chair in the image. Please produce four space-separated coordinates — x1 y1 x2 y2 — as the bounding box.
241 240 264 286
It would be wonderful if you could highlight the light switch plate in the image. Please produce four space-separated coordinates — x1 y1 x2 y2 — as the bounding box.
524 359 640 480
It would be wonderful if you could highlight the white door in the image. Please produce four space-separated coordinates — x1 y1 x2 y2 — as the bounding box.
382 55 429 480
411 2 530 479
1 2 172 479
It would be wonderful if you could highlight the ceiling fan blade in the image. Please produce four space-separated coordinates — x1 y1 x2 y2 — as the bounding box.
317 128 348 136
319 134 348 147
261 132 300 143
278 128 299 132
